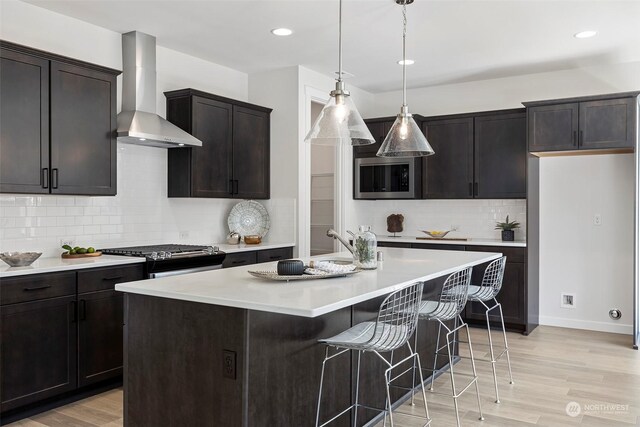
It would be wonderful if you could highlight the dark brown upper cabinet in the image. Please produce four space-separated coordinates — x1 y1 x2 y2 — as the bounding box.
165 89 271 199
420 109 526 200
525 92 639 153
422 117 474 199
0 41 120 196
474 112 527 198
0 48 49 194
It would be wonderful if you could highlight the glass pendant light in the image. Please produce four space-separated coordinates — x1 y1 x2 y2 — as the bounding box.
304 0 375 146
377 0 435 157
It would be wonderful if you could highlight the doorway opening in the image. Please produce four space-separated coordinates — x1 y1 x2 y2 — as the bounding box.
309 101 336 256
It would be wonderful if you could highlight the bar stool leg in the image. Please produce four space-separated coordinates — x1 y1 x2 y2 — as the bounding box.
411 324 419 406
414 350 431 421
385 367 394 426
353 350 362 427
444 326 462 427
464 322 485 421
485 307 501 403
430 321 442 391
496 300 514 385
315 347 330 427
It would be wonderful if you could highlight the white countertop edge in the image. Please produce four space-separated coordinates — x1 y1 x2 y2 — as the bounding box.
218 242 296 253
0 256 146 278
115 252 501 318
377 236 526 248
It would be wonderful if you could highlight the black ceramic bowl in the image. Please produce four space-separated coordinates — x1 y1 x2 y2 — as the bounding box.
277 259 305 276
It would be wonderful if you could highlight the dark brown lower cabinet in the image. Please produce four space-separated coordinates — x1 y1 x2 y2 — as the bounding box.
1 264 143 417
377 242 535 334
222 247 293 268
1 295 77 412
78 290 124 387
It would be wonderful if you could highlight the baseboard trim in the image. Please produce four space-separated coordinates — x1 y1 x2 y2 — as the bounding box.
538 315 633 334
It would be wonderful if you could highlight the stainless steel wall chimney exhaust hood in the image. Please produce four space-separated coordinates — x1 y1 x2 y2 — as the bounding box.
117 31 202 148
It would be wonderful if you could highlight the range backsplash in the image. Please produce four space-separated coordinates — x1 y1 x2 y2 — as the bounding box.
352 199 527 241
0 143 296 258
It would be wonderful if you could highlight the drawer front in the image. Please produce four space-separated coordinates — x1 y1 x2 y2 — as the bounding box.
256 247 293 264
411 243 466 251
378 242 412 248
223 251 257 268
78 264 144 294
467 246 525 263
1 272 76 305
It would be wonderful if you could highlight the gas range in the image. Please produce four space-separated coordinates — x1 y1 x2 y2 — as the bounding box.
101 244 226 279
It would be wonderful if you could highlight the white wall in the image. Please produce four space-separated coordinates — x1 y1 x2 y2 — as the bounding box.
0 0 294 257
539 154 635 334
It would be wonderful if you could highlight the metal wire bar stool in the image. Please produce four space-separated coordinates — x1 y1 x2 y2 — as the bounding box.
454 256 514 403
315 282 431 427
410 267 484 427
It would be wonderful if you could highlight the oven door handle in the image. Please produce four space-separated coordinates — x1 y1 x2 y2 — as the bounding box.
149 264 223 279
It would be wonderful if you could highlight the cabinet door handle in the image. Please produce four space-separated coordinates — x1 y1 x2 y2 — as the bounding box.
468 183 473 197
79 299 87 321
231 260 246 265
71 300 77 323
579 130 583 146
269 255 282 260
52 168 59 189
233 180 239 195
573 131 577 146
474 182 479 197
42 168 49 189
229 180 234 195
23 285 51 291
102 275 123 281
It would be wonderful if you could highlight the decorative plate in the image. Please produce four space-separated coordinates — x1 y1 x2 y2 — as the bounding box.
228 200 270 238
248 269 360 282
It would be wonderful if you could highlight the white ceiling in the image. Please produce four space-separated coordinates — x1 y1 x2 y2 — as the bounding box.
23 0 640 93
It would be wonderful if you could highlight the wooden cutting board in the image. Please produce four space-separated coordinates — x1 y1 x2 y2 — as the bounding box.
61 251 102 259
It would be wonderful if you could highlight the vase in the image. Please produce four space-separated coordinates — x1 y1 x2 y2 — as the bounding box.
353 225 377 270
501 230 515 241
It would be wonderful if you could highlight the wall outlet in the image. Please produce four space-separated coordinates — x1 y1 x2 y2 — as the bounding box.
594 214 602 226
179 231 189 239
561 293 576 309
59 238 75 247
223 350 236 379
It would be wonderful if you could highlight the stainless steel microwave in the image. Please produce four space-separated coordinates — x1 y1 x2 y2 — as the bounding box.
354 157 422 199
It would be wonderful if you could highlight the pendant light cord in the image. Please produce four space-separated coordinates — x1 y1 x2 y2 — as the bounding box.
402 1 407 107
338 0 343 83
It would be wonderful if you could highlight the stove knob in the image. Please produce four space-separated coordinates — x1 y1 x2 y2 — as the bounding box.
213 246 219 253
165 252 172 259
205 246 214 254
157 251 166 260
150 252 158 260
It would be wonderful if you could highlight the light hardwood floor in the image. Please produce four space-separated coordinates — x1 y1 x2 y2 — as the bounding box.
5 326 640 427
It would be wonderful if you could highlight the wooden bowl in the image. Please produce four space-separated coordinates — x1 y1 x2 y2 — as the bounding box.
244 235 262 245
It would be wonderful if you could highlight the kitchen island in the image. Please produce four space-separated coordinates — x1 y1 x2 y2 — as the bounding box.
116 247 501 427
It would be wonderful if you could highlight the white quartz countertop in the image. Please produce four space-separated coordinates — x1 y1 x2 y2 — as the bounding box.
376 236 526 248
0 255 145 278
115 247 502 318
216 241 295 253
0 242 295 278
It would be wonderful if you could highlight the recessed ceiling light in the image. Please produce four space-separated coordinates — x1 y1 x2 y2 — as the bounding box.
574 30 597 39
397 59 415 65
271 28 293 36
178 143 185 146
139 138 146 141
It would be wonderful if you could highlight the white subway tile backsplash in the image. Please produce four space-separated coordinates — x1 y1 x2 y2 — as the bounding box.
1 143 296 257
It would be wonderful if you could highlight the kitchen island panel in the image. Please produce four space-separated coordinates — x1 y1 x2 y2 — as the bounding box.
124 294 246 427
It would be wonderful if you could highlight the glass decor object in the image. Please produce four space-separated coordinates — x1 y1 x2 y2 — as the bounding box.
377 0 435 158
304 0 375 146
353 225 378 270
